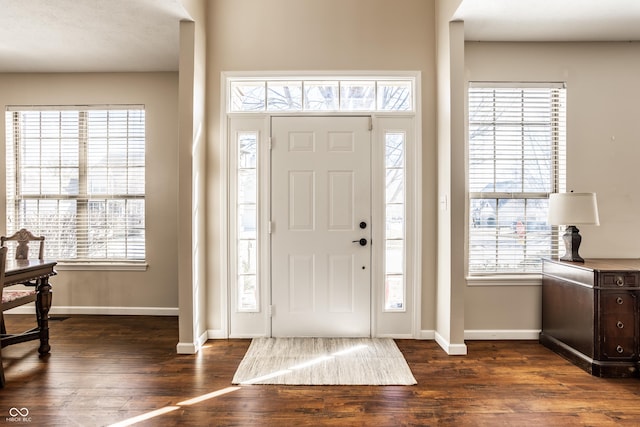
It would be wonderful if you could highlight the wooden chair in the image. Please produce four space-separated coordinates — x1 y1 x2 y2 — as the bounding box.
0 229 45 335
1 228 45 261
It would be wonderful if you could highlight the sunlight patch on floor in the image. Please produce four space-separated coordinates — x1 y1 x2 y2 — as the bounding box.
177 386 241 405
108 343 370 425
239 342 369 385
108 406 181 427
108 387 241 426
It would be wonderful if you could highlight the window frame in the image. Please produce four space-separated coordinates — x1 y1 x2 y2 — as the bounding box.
5 105 147 270
224 71 422 338
466 82 566 280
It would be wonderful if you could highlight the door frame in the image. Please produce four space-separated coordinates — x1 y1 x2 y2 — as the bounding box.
221 72 423 340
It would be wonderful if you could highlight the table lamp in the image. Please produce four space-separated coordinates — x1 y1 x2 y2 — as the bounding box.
548 192 600 262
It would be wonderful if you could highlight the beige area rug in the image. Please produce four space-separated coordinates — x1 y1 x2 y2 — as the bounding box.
231 337 417 385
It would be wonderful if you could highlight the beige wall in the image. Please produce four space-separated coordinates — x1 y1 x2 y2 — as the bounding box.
464 42 640 333
0 73 180 312
9 5 632 344
205 0 438 332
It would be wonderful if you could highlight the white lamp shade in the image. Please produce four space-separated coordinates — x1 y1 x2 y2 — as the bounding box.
548 192 600 226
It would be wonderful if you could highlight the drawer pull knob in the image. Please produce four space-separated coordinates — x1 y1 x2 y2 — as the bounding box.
616 278 624 286
616 297 624 305
617 321 624 329
617 345 624 354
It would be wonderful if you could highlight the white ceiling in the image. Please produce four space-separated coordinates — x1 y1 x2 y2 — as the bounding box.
1 0 640 73
0 0 190 73
454 0 640 42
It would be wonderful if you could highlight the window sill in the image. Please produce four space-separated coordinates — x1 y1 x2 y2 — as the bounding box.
466 274 542 287
55 262 148 272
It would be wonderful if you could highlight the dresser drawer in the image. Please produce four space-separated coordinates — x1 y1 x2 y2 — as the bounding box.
602 336 637 359
600 292 637 313
602 312 636 338
600 272 639 288
599 290 639 361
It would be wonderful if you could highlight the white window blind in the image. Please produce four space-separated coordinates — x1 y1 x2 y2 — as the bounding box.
468 84 566 275
5 106 145 262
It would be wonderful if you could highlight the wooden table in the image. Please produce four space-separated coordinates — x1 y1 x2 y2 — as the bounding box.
1 259 57 353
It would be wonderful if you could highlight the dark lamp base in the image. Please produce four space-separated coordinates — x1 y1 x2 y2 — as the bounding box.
560 225 584 263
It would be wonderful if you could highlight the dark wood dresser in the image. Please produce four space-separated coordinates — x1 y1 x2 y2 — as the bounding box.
540 258 640 377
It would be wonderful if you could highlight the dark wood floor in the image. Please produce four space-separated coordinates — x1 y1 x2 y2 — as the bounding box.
1 314 639 426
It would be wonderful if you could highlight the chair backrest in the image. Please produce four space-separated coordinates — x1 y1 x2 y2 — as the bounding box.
0 229 45 260
0 246 6 282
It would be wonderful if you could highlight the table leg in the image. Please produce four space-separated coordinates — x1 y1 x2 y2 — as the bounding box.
0 346 5 388
35 277 52 355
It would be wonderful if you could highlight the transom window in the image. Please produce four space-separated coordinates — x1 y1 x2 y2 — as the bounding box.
467 83 566 275
229 78 413 112
5 106 146 262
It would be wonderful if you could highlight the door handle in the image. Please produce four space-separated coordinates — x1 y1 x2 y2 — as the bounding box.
352 238 367 246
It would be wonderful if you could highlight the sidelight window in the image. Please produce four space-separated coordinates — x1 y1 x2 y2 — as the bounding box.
236 132 258 311
384 132 406 311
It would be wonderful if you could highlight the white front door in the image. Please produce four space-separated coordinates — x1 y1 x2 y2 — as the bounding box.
271 116 371 337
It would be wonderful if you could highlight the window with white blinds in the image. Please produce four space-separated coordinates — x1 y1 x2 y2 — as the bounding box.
468 84 566 275
5 106 145 262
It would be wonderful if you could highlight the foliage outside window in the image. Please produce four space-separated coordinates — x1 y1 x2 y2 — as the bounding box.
5 106 145 262
468 84 566 275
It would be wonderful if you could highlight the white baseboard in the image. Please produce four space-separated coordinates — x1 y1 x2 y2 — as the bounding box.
226 333 265 339
4 306 179 316
421 329 541 342
464 329 541 340
218 333 420 340
206 329 228 339
176 342 198 354
417 329 436 340
376 333 416 339
197 329 208 347
176 330 209 354
434 331 468 355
